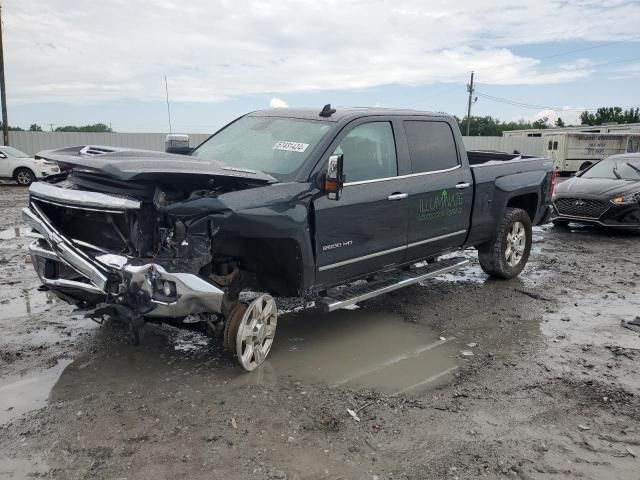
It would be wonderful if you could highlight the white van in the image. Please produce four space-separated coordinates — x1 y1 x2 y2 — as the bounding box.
0 146 60 186
544 133 640 174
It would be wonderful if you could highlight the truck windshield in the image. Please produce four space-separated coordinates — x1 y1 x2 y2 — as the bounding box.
582 156 640 180
191 116 331 176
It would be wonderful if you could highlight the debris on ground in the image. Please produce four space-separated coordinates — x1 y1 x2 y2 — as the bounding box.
621 317 640 333
347 408 361 422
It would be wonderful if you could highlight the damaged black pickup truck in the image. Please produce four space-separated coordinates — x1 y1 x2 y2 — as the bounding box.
23 106 555 370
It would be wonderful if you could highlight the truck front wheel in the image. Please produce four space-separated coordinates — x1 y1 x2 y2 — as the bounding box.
478 207 532 279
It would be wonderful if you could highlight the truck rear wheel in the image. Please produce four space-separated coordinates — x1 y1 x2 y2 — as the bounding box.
478 207 532 279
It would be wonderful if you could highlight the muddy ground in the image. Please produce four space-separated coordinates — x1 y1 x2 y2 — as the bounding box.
0 185 639 480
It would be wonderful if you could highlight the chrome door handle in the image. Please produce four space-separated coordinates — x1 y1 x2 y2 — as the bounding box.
387 193 408 201
455 183 471 189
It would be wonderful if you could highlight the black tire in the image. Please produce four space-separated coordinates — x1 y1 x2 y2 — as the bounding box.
223 303 247 354
477 207 532 279
14 168 35 186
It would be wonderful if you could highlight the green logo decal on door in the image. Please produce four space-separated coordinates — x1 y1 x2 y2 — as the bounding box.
417 189 464 221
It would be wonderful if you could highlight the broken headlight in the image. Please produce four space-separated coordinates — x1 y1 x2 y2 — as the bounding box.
611 192 640 205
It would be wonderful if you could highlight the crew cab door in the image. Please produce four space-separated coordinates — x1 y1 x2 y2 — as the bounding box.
399 120 473 261
313 120 409 286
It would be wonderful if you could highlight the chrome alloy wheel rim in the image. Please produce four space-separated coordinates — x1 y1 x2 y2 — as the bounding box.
16 171 32 185
236 294 278 371
505 221 526 267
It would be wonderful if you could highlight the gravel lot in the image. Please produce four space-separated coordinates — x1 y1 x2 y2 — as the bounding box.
0 185 639 480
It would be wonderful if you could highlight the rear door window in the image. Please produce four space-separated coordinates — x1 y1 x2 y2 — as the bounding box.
404 121 459 174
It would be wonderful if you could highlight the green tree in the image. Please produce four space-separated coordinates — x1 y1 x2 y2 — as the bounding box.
457 115 554 136
29 124 43 131
580 107 640 125
54 123 113 133
555 117 565 127
456 115 504 136
0 122 24 131
531 117 550 129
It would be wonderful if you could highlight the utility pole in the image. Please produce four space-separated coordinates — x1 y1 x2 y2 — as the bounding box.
465 71 475 136
0 4 9 146
164 76 172 134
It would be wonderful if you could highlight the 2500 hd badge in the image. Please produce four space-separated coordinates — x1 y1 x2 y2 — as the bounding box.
322 240 354 251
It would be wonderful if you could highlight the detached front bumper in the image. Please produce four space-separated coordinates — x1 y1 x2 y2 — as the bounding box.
22 201 224 318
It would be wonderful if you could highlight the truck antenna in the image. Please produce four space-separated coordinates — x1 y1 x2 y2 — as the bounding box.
319 104 336 118
165 75 173 134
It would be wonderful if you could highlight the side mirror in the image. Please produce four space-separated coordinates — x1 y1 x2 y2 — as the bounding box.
0 153 5 159
165 134 192 155
325 154 344 200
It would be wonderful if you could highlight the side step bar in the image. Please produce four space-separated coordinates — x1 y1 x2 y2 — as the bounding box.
317 257 469 312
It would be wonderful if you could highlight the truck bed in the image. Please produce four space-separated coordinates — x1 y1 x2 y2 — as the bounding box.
464 151 554 246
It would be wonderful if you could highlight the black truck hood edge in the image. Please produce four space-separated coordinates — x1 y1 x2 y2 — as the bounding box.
38 146 277 183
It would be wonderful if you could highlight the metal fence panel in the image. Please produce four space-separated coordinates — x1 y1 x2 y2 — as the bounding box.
5 132 211 155
462 136 545 156
5 132 544 158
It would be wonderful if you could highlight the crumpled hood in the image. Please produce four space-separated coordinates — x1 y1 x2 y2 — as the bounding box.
37 145 277 183
556 176 640 197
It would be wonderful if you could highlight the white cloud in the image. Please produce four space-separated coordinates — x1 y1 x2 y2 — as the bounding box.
608 63 640 80
532 107 585 126
5 0 640 105
269 97 289 108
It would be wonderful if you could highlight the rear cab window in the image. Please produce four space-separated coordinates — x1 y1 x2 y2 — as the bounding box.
333 122 398 183
403 121 460 174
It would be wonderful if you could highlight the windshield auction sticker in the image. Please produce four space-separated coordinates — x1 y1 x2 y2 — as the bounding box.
273 141 310 153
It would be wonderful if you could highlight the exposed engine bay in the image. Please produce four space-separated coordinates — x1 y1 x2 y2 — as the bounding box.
24 147 311 341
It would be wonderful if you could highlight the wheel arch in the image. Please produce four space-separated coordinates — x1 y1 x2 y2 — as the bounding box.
212 235 305 297
13 165 36 178
506 193 539 221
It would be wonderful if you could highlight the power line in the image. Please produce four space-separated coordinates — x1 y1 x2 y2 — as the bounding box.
475 91 640 112
471 39 640 78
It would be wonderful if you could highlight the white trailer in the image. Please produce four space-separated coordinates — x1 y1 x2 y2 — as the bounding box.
544 132 640 174
503 122 640 138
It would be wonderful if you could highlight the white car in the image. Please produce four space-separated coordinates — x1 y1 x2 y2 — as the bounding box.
0 146 60 186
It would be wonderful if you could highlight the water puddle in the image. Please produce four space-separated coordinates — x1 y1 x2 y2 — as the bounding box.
0 286 56 318
242 309 460 394
0 358 73 425
0 226 31 240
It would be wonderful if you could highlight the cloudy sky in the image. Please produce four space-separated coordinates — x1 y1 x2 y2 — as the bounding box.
5 0 640 132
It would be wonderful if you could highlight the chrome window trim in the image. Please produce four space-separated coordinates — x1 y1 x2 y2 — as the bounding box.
318 229 467 271
344 164 461 187
406 229 467 249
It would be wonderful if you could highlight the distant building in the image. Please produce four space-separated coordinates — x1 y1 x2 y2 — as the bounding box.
503 122 640 138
